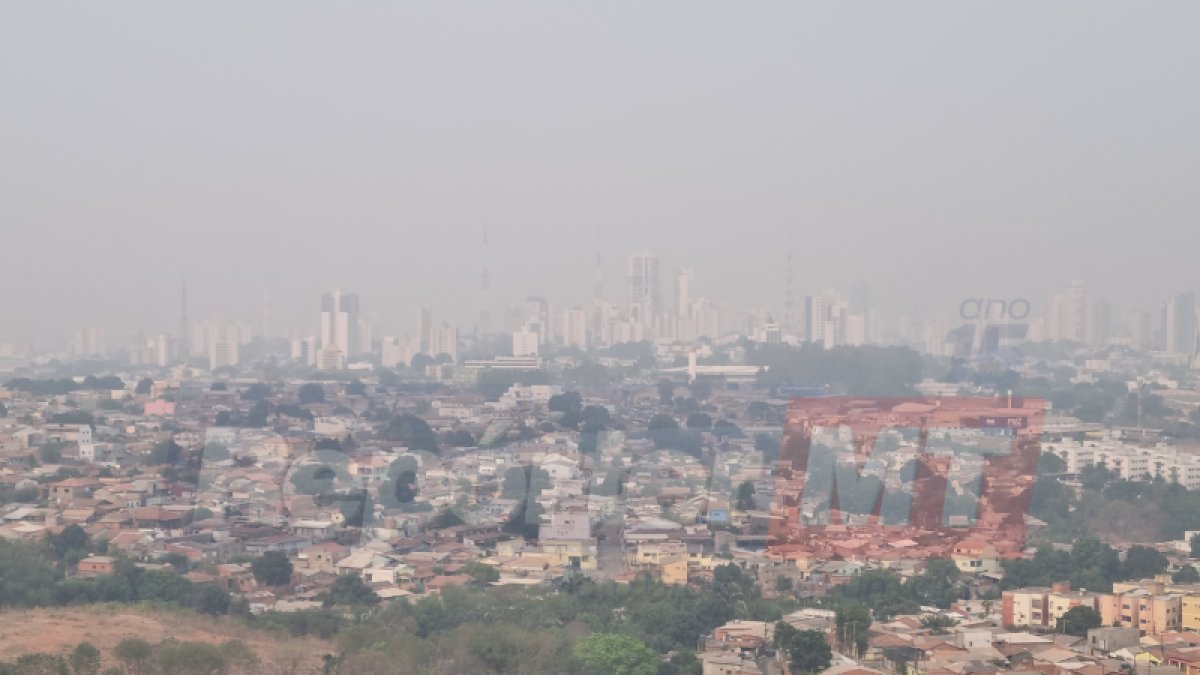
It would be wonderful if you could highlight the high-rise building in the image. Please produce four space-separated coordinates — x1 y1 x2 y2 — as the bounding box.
430 325 459 362
153 334 171 367
562 307 588 350
1092 298 1112 348
845 314 867 346
1166 292 1197 355
291 337 317 366
320 289 361 362
674 268 693 318
512 330 539 357
628 251 661 325
416 306 432 355
1045 282 1089 344
764 322 782 345
381 336 415 369
209 339 239 370
70 326 104 358
524 297 551 344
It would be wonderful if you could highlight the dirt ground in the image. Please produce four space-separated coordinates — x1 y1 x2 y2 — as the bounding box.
0 606 333 673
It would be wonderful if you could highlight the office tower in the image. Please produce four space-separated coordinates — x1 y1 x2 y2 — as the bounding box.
692 299 721 340
319 289 361 362
525 297 551 344
1132 308 1154 350
291 337 317 366
381 336 415 369
845 314 867 346
340 292 361 357
562 307 588 350
850 281 871 344
209 338 239 370
628 250 661 324
1045 281 1089 344
70 326 104 358
129 343 157 367
1166 292 1197 355
315 344 343 371
416 306 432 355
430 325 459 362
153 334 171 367
1091 298 1112 347
592 300 619 348
764 321 782 345
674 268 693 318
512 330 539 357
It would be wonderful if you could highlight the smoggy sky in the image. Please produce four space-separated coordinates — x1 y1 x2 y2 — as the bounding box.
2 2 1198 346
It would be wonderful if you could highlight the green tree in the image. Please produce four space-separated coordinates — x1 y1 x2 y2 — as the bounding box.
1122 545 1169 580
113 639 152 675
580 405 611 432
1174 566 1200 583
573 633 658 675
298 383 325 404
463 561 500 584
445 428 476 447
548 391 582 414
1058 605 1102 636
0 540 58 607
150 440 183 465
659 650 702 675
647 414 680 449
69 642 101 675
47 524 89 561
383 414 439 452
501 465 551 500
325 574 379 607
775 625 832 674
251 551 294 587
244 400 269 427
428 508 465 530
1038 451 1067 474
920 614 960 634
736 481 756 511
346 379 367 396
38 443 63 464
836 602 872 656
154 640 230 675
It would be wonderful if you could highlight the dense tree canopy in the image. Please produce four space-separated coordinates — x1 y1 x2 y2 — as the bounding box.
251 551 294 587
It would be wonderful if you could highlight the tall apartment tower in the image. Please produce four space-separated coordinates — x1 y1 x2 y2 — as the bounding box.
1166 292 1197 355
628 250 661 324
416 305 432 355
319 289 362 363
1045 282 1089 344
430 325 459 362
563 307 589 350
674 268 693 318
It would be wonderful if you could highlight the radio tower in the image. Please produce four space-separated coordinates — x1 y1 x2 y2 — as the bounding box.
478 227 491 334
178 278 190 365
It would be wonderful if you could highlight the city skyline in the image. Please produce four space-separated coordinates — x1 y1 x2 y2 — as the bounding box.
4 3 1200 344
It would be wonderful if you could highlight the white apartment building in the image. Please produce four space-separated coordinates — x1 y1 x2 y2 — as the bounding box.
429 326 458 362
1048 439 1200 489
512 330 539 357
562 308 588 350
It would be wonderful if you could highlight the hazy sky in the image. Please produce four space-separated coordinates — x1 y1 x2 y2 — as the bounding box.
2 2 1198 346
